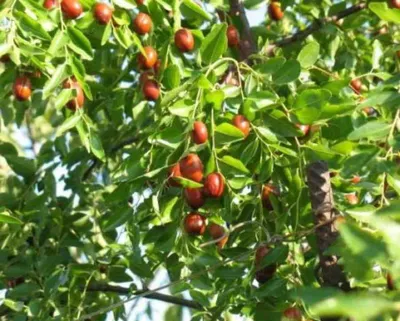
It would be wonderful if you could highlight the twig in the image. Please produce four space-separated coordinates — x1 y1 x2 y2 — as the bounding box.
266 2 367 54
84 284 203 310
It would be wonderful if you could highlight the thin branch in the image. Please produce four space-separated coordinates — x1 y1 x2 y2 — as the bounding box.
229 0 257 61
85 284 203 310
267 2 367 53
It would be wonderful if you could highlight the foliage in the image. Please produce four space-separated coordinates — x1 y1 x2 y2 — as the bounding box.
0 0 400 320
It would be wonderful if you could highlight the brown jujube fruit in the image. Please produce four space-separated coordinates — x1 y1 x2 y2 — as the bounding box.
387 273 395 290
93 3 113 25
179 154 204 183
0 55 10 63
350 78 362 94
63 78 85 110
184 212 206 236
138 46 158 69
142 79 160 101
13 76 32 101
139 71 154 85
262 184 279 210
134 12 152 34
174 29 195 52
209 223 228 249
232 115 250 138
392 0 400 8
227 25 239 47
168 163 181 187
61 0 83 19
283 307 302 320
136 0 144 4
44 0 58 9
204 173 224 198
154 59 161 75
296 124 310 136
255 245 277 283
184 188 205 209
192 121 208 144
268 1 284 21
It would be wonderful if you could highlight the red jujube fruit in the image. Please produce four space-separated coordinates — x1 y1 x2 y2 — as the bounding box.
227 25 239 47
142 80 160 101
134 12 152 34
179 154 204 183
192 121 208 144
168 163 181 187
174 29 195 52
268 1 284 21
13 76 32 101
204 173 224 198
209 223 228 249
184 212 206 236
138 46 158 69
184 188 205 209
232 115 250 138
93 3 113 25
61 0 83 19
63 78 85 110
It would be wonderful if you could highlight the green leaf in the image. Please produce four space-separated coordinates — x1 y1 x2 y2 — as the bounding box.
200 23 228 65
56 114 81 137
181 0 212 21
113 0 136 9
219 155 250 174
53 89 74 110
14 11 51 41
168 99 194 117
0 213 23 225
215 123 245 138
293 89 332 124
163 65 181 90
4 299 24 312
43 64 67 99
101 23 112 46
48 31 69 57
256 126 278 142
369 2 400 23
272 60 301 85
297 41 320 68
347 121 391 141
372 39 383 70
113 25 133 49
310 294 397 319
174 177 203 188
67 27 94 60
205 90 225 111
89 132 105 161
5 155 36 178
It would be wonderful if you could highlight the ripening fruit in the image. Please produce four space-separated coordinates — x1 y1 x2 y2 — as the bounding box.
168 163 181 187
262 184 279 210
255 245 277 284
134 12 152 34
142 80 160 101
93 3 113 25
227 25 239 47
268 1 284 21
44 0 58 9
351 175 361 184
174 28 195 52
283 307 302 320
13 76 32 101
350 78 362 94
61 0 83 19
204 173 225 198
387 273 395 290
138 46 158 69
392 0 400 8
232 115 250 138
345 193 358 205
184 212 207 236
179 154 204 183
0 55 10 63
192 121 208 144
363 107 376 116
63 78 85 110
99 264 108 273
184 188 205 209
296 124 310 136
397 50 400 59
209 223 228 249
136 0 144 4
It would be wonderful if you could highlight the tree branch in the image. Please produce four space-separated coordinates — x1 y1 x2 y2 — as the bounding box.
85 283 203 311
306 161 350 321
229 0 257 61
267 2 367 52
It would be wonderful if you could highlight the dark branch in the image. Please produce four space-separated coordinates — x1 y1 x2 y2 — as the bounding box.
306 161 350 321
229 0 257 61
85 284 203 311
268 2 367 52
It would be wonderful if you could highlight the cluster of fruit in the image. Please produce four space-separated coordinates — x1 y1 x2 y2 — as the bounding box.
2 0 247 107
